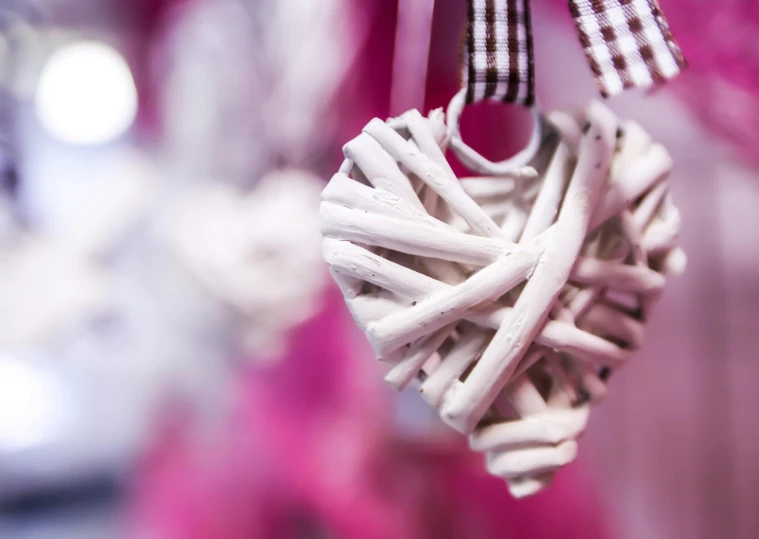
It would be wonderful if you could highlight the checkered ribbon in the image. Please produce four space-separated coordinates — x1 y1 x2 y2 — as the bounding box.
568 0 687 97
463 0 535 106
462 0 686 104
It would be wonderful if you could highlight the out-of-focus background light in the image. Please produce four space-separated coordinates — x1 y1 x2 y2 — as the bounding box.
0 355 69 453
34 41 137 146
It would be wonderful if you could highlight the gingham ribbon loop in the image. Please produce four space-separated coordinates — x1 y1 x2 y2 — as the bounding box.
462 0 686 104
568 0 687 97
463 0 535 106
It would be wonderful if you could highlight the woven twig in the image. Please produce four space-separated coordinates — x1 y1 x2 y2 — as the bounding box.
321 101 684 497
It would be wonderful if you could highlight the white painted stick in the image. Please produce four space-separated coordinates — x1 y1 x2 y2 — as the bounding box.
591 144 673 229
320 202 508 266
420 328 491 407
343 133 424 210
385 324 453 389
520 143 571 241
471 407 588 452
570 258 666 293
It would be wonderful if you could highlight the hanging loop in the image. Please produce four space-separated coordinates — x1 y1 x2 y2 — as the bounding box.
446 88 543 175
455 0 540 174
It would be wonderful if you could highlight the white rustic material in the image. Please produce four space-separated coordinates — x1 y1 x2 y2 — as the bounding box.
321 100 684 497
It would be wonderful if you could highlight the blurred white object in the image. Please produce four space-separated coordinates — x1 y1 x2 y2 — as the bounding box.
0 354 71 452
160 169 327 359
162 0 367 183
35 41 137 146
0 237 108 348
0 192 19 243
155 0 367 360
0 148 153 348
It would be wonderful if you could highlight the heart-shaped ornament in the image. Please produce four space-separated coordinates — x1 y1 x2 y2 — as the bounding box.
320 99 684 497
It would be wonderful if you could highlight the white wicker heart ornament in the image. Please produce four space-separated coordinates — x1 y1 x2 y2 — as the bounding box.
320 99 684 498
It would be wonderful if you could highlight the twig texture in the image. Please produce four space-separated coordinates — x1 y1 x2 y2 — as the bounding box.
321 101 684 497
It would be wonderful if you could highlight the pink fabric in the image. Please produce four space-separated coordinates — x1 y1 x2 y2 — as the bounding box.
661 0 759 168
127 292 403 539
538 0 759 168
127 292 614 539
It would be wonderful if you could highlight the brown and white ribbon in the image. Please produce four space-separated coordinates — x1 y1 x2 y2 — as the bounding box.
463 0 535 106
568 0 687 97
462 0 686 104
